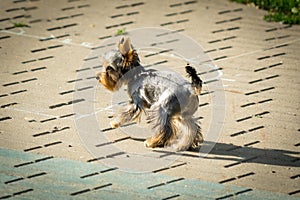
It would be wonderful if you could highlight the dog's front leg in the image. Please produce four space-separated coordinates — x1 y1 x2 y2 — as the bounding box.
110 93 143 128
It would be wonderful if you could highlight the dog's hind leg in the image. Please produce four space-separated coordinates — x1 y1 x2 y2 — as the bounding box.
144 93 182 148
144 104 175 148
144 117 173 148
166 117 202 151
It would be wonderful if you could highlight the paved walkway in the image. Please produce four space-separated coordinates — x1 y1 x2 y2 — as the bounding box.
0 0 299 199
1 148 298 199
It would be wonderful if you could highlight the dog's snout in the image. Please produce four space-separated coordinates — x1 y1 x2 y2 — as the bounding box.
96 76 100 80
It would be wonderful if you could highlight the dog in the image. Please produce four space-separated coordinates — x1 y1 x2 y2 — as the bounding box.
96 37 203 151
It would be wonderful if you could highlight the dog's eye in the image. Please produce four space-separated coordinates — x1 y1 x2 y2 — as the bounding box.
106 66 114 71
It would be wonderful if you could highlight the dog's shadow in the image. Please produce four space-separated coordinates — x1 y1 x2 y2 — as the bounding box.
154 141 300 167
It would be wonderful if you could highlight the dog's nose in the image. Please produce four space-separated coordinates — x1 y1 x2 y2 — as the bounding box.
96 76 100 80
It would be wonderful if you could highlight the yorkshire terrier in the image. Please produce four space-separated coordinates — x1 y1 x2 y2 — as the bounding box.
96 37 203 151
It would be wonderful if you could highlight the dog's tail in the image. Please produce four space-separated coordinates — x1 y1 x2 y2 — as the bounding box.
185 64 202 95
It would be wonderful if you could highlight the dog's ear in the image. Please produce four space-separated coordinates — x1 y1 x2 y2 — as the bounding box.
118 37 132 55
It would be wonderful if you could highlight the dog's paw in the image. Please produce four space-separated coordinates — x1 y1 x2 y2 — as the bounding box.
144 138 153 148
110 121 120 129
191 133 203 149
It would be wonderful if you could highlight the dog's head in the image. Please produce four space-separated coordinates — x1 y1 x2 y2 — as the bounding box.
96 37 140 91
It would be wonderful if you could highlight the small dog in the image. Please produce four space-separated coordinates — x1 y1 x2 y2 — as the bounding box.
96 37 203 151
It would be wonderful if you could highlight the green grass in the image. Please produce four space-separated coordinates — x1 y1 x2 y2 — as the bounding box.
12 21 29 28
116 28 126 35
231 0 300 24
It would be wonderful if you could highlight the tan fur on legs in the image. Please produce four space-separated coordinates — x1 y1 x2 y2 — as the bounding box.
110 103 142 128
191 125 203 149
144 134 165 148
165 117 202 151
